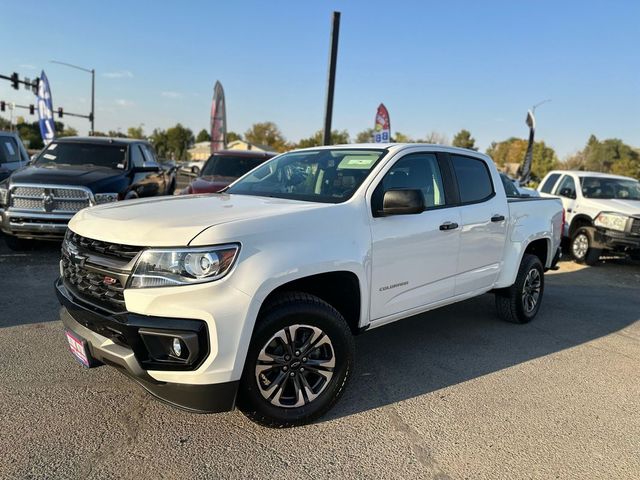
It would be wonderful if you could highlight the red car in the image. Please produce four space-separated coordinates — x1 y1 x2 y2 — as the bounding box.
181 150 274 194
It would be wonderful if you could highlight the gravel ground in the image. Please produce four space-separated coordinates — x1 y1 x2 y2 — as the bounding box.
0 238 638 479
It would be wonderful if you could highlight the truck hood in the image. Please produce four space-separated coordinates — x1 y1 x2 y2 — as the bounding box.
69 193 327 247
10 164 126 190
584 198 640 217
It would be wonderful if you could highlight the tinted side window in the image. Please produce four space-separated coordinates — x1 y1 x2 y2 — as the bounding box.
130 146 145 168
451 155 493 203
141 144 158 164
373 153 446 213
555 175 576 198
0 137 21 164
540 173 561 193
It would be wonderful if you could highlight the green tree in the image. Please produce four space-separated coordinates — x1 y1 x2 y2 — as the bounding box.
149 129 169 157
486 137 559 181
244 121 288 152
452 129 478 150
392 132 413 143
295 129 350 148
355 129 374 143
418 131 449 145
227 131 242 143
563 135 640 178
195 129 211 143
59 126 78 138
165 123 195 161
107 130 127 138
127 126 145 139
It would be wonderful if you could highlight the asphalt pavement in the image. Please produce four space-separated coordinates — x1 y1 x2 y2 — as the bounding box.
1 237 639 479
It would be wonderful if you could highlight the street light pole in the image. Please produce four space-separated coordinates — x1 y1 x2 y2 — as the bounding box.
50 60 95 135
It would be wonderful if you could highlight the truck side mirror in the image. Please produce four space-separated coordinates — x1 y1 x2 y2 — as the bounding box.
382 189 425 215
559 187 576 199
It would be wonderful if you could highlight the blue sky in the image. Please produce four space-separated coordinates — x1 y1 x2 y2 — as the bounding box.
1 0 638 158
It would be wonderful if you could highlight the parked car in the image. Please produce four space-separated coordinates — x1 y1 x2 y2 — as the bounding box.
56 144 562 427
538 170 640 264
180 150 274 194
180 158 207 176
0 137 176 250
0 131 30 182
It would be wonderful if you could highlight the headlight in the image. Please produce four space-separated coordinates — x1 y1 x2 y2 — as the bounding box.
594 212 629 232
0 186 8 206
94 192 119 204
129 244 240 288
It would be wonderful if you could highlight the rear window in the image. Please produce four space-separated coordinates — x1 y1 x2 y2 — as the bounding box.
35 142 127 169
202 155 266 177
539 173 561 193
0 137 21 164
451 155 494 203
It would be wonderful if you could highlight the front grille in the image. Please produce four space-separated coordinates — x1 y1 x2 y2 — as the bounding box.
10 185 91 213
61 255 126 312
66 231 141 260
631 218 640 236
61 233 143 312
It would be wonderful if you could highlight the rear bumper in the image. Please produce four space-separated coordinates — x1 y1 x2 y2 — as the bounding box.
1 208 71 239
56 278 238 413
592 227 640 251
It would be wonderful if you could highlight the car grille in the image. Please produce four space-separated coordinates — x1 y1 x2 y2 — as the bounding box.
61 232 143 313
631 218 640 236
61 256 127 312
66 230 141 260
10 185 91 213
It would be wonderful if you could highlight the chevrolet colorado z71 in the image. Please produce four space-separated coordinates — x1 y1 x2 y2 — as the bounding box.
538 170 640 264
56 144 563 427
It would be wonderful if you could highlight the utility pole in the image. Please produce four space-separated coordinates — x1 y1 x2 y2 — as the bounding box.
50 60 95 134
323 11 341 146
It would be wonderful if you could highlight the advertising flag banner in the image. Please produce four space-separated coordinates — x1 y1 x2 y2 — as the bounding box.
519 110 536 184
37 71 56 145
373 103 390 143
210 81 227 153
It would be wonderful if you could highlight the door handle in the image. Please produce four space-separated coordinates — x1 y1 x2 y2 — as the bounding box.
439 221 459 231
567 208 572 213
491 215 505 222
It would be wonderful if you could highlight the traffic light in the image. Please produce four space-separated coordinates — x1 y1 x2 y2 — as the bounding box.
29 104 35 115
32 78 40 94
58 107 63 118
0 101 5 112
10 72 19 90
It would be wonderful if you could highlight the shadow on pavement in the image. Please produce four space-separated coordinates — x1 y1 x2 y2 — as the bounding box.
326 261 640 421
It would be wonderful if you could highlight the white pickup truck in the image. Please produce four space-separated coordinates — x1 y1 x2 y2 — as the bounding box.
538 170 640 264
56 144 562 427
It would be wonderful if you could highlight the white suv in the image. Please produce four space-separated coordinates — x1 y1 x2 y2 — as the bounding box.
538 170 640 264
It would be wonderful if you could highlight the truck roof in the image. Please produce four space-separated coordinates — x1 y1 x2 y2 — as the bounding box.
546 170 637 181
296 142 490 158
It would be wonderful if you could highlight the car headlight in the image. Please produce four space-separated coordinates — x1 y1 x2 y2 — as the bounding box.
129 244 240 288
0 185 8 206
94 192 119 204
594 212 629 232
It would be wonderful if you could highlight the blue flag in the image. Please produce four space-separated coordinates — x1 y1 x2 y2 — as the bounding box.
37 71 55 145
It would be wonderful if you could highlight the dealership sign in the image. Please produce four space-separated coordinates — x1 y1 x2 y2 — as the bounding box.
210 81 227 153
373 103 390 143
36 71 55 145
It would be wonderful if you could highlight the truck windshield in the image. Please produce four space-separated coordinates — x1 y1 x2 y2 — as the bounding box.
35 142 127 169
580 176 640 200
227 149 386 203
202 155 265 177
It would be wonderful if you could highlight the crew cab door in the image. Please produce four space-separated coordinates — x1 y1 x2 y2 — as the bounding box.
552 174 579 236
449 154 508 295
129 144 163 197
369 151 461 320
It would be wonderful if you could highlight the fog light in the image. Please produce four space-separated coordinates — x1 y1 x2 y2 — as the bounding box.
172 338 182 357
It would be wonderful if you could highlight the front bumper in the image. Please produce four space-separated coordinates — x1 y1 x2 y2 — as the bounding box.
592 227 640 252
1 208 71 239
56 278 238 413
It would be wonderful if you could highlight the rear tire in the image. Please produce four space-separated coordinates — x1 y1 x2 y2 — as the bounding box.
495 254 544 324
237 292 354 428
571 227 601 266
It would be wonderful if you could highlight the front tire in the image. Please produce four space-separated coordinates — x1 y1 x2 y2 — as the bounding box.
571 227 601 266
495 254 545 324
237 292 354 428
